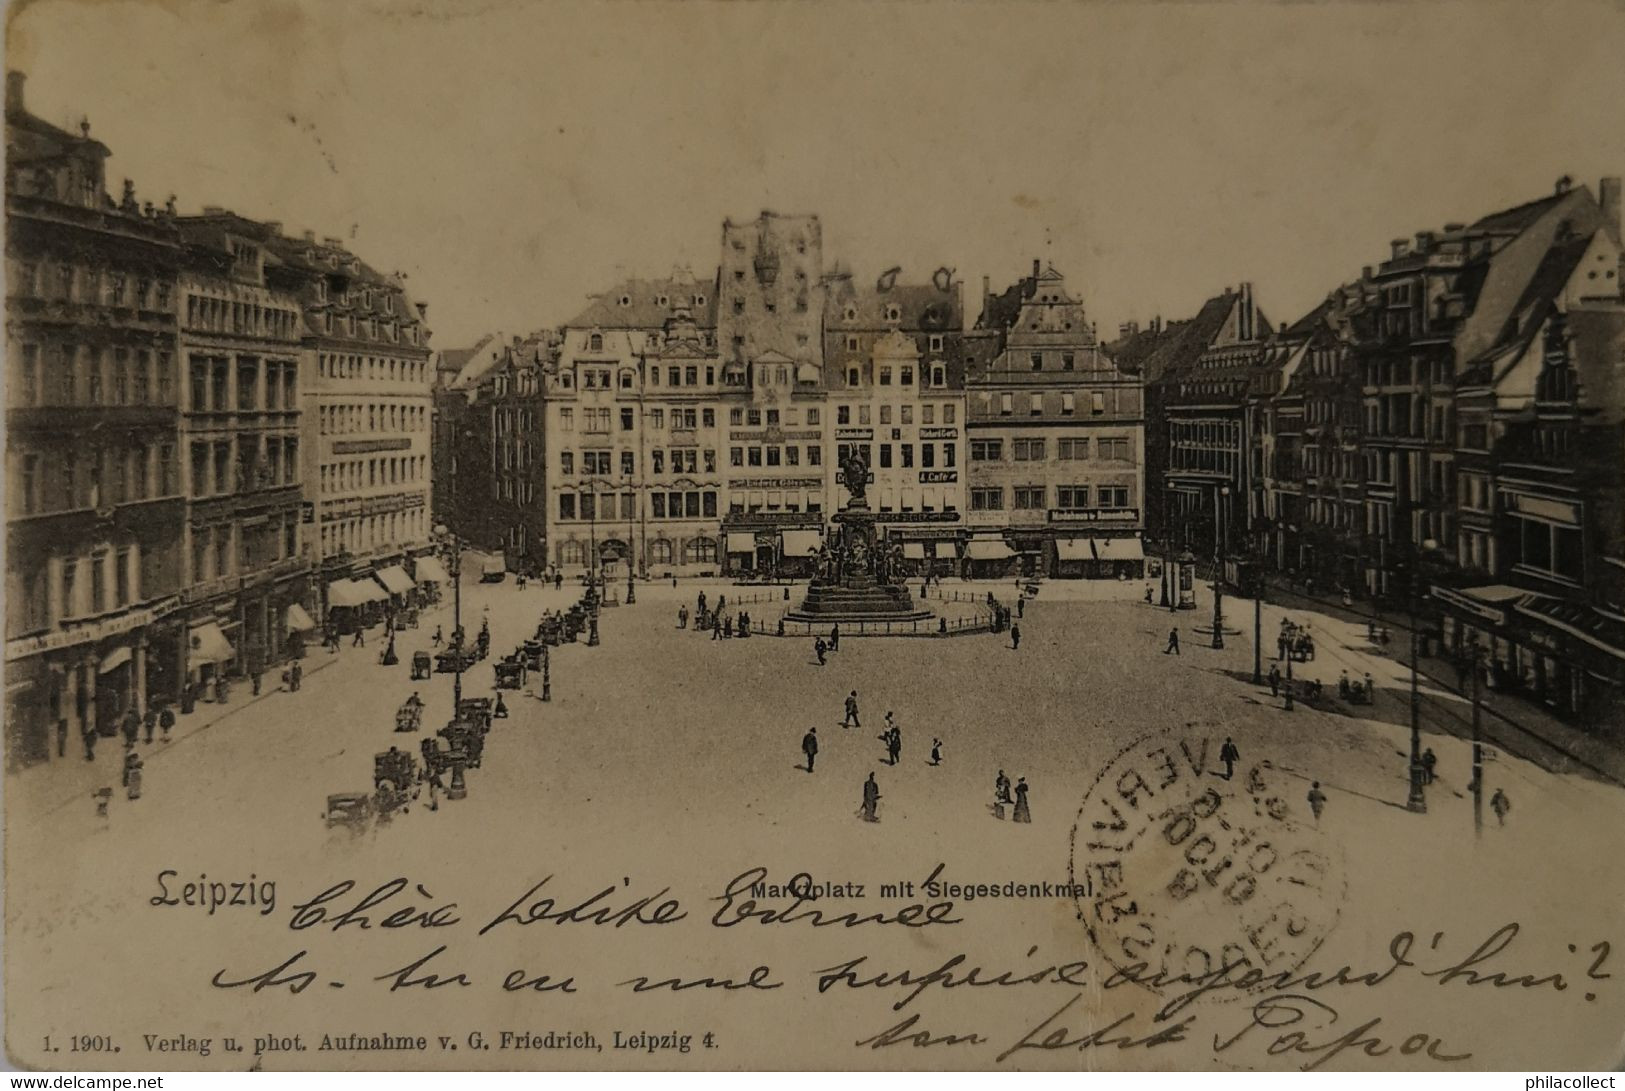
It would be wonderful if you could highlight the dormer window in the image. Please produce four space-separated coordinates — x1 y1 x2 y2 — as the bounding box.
588 333 603 352
657 294 669 306
847 367 860 387
383 295 394 314
694 293 706 306
884 304 901 322
844 305 858 322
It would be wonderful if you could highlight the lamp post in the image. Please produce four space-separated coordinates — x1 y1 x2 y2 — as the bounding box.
1405 538 1442 815
434 523 464 708
1211 485 1229 650
1468 637 1484 836
625 473 636 604
540 643 551 702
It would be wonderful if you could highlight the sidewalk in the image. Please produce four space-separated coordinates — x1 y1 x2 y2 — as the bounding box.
7 604 451 819
1261 574 1625 786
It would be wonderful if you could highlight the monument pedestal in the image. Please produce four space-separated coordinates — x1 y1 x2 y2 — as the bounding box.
787 493 933 624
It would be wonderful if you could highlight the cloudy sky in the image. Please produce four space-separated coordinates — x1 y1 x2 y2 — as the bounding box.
10 0 1625 348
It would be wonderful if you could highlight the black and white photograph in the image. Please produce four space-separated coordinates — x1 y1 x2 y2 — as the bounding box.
3 0 1624 1076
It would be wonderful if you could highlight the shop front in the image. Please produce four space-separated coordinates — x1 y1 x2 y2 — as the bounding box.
721 512 824 579
412 553 451 605
375 564 419 612
963 535 1017 579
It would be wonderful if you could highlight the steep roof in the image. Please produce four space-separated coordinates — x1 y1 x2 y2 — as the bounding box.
1471 190 1570 235
824 275 962 329
1141 291 1239 384
564 276 717 330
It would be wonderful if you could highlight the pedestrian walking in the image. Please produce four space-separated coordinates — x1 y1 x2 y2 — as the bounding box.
1011 622 1021 650
677 605 688 629
251 667 263 696
1307 781 1326 821
123 751 143 801
860 772 880 822
698 591 708 616
1422 747 1437 784
143 705 157 744
57 718 68 759
352 627 365 647
290 660 303 692
120 706 140 750
1165 628 1181 655
1017 596 1025 619
711 620 722 641
1490 787 1510 826
554 572 563 592
830 624 840 652
802 727 819 773
1277 634 1288 661
886 727 902 766
844 691 860 728
159 703 175 741
82 724 97 762
929 737 943 766
814 637 827 666
1012 777 1032 823
1338 670 1350 699
1219 736 1240 780
1145 585 1154 605
1267 664 1281 697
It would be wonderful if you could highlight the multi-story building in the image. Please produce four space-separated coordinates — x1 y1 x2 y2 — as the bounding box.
715 212 829 573
547 275 725 576
4 72 186 764
264 231 434 625
823 269 966 573
1145 283 1271 567
965 261 1146 579
479 335 551 570
171 212 310 696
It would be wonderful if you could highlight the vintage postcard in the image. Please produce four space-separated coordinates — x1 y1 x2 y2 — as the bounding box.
4 0 1625 1074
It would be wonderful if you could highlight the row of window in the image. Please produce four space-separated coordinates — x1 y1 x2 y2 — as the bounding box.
188 355 298 413
190 514 300 584
969 437 1134 462
33 546 144 628
188 437 299 497
968 484 1134 511
10 258 173 311
319 508 427 559
184 292 299 341
315 310 420 345
12 343 176 409
12 444 180 517
319 455 427 495
831 443 953 470
317 352 431 385
980 390 1114 417
318 401 428 435
835 403 957 426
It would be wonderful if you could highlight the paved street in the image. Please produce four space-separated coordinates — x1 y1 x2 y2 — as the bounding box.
7 573 1624 1069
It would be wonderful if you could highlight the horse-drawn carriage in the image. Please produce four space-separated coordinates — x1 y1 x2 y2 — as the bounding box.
437 720 484 769
520 639 545 671
457 697 495 734
395 696 424 732
435 643 479 674
410 649 432 680
494 654 525 690
374 747 419 816
324 792 373 828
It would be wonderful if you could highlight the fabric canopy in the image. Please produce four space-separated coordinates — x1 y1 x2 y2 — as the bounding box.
326 579 371 609
725 532 756 555
415 556 451 583
189 621 235 664
1056 537 1093 561
1096 537 1145 561
933 542 958 560
482 555 507 576
781 530 822 557
902 542 927 560
965 539 1014 560
375 565 416 595
286 603 317 633
98 645 132 673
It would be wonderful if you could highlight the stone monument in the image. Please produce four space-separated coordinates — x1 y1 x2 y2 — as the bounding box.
786 455 932 623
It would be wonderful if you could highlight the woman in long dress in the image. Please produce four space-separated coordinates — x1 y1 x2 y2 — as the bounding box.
1012 777 1031 823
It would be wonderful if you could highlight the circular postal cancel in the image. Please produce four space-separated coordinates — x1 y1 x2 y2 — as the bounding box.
1069 728 1346 996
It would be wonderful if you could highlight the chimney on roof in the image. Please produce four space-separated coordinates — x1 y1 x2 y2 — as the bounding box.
1555 174 1573 196
1362 265 1374 280
323 236 342 248
6 71 24 113
1415 230 1436 253
1390 238 1409 260
1119 320 1139 339
415 302 427 321
303 229 316 242
1239 282 1255 340
1032 258 1041 279
1600 176 1622 240
982 275 990 306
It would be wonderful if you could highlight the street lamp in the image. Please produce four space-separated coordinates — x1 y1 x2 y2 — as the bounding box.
1466 636 1486 836
1405 537 1444 814
433 522 464 708
1211 485 1229 650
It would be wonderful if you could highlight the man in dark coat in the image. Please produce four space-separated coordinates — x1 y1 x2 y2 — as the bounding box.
143 705 158 744
1219 736 1240 780
1011 623 1021 650
159 703 175 741
844 691 860 728
802 727 819 773
1165 628 1181 655
860 773 880 822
